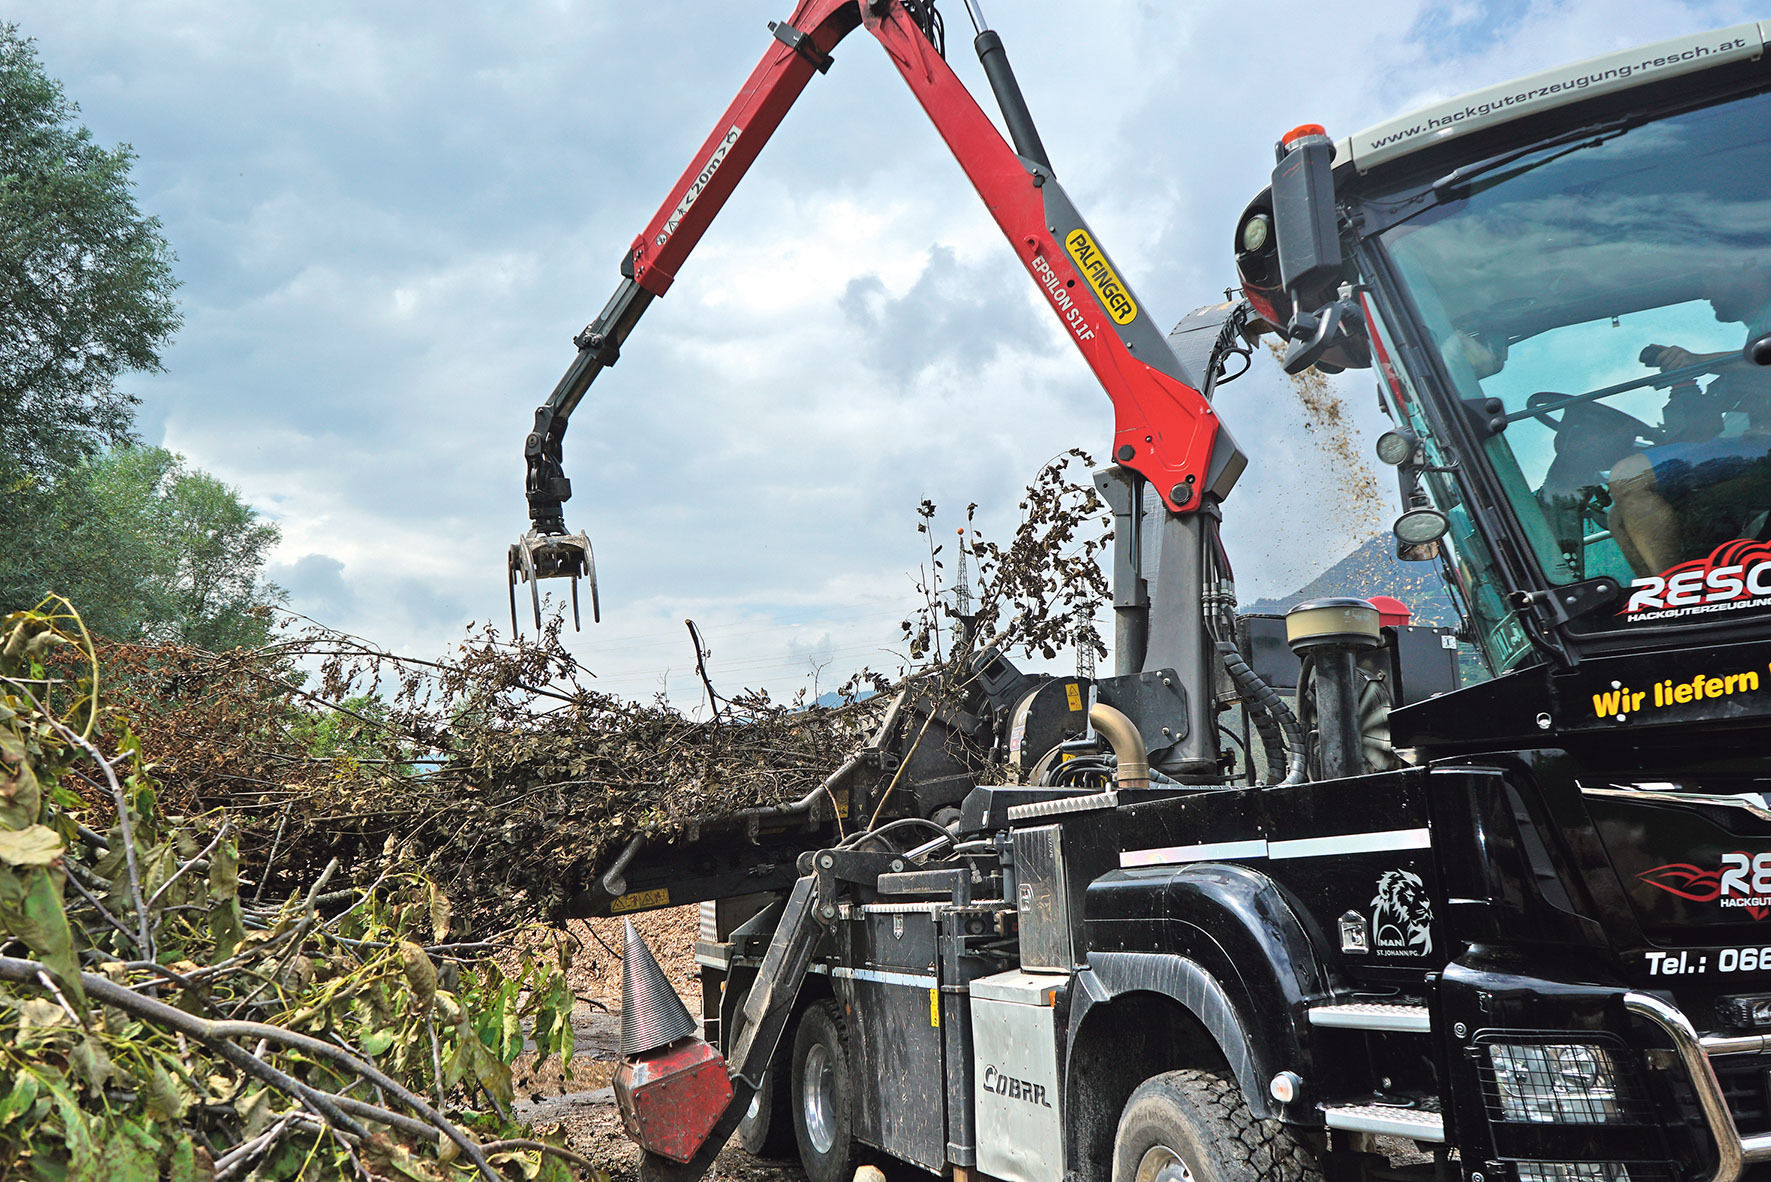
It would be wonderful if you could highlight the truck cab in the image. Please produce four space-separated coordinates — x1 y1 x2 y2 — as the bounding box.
1224 19 1771 1182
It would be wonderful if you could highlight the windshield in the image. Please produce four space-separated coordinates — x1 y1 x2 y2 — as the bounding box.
1377 87 1771 630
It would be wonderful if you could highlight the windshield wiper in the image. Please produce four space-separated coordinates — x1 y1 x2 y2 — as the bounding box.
1432 116 1632 198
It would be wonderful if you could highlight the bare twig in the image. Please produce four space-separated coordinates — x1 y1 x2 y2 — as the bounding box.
214 1113 298 1178
36 970 82 1026
63 871 143 953
685 618 721 725
147 819 233 911
252 803 291 904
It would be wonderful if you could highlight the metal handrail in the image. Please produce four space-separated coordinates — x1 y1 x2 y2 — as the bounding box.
1624 992 1745 1182
1697 1031 1771 1163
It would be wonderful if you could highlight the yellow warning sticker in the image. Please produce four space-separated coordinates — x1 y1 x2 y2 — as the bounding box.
930 988 941 1028
1065 682 1083 712
1065 229 1138 325
609 887 670 914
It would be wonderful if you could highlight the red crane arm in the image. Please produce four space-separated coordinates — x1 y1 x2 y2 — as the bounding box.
514 0 1240 631
623 0 1229 513
626 2 861 295
855 5 1231 512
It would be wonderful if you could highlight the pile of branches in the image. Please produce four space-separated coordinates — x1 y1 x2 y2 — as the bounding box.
0 602 585 1180
79 452 1114 932
99 623 893 931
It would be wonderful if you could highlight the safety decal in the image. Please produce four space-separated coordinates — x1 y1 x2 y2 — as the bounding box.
656 125 742 247
609 887 670 913
1064 229 1137 325
1371 869 1432 957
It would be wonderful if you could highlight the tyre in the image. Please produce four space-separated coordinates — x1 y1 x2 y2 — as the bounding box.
729 986 794 1157
737 1059 795 1157
1112 1069 1322 1182
790 1000 857 1182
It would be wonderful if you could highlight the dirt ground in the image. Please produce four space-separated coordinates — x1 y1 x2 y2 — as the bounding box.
512 905 805 1182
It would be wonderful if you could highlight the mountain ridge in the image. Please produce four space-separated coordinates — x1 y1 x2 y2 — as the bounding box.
1243 534 1456 627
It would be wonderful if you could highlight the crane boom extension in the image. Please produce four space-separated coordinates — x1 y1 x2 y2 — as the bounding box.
509 0 1244 629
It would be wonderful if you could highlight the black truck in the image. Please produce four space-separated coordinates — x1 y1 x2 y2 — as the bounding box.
510 8 1771 1182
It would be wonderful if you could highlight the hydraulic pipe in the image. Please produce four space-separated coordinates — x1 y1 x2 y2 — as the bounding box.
1089 701 1150 788
1311 648 1366 781
600 833 647 897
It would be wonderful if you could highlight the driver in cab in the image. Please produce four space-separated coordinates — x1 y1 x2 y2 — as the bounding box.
1607 264 1771 575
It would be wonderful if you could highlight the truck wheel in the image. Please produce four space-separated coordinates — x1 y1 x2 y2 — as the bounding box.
1112 1070 1321 1182
737 1061 795 1157
790 1001 857 1182
729 986 795 1158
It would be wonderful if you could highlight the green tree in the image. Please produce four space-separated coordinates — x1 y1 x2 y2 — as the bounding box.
0 29 281 649
26 446 284 648
0 23 179 481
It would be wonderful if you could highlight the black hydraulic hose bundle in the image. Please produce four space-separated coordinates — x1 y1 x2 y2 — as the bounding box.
1219 641 1308 787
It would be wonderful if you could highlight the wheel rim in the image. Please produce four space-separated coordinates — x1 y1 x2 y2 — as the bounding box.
801 1042 837 1155
1134 1144 1195 1182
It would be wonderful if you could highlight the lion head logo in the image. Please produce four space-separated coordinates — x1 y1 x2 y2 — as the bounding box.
1371 869 1433 957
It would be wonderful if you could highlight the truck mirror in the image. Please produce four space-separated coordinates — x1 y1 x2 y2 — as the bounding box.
1748 332 1771 367
1271 125 1343 307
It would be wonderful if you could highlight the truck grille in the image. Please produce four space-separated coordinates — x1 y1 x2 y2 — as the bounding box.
1513 1165 1672 1182
1714 1059 1771 1135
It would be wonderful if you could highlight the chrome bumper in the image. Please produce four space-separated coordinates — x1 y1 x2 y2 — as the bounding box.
1625 992 1771 1182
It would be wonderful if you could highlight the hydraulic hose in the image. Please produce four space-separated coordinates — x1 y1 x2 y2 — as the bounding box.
1219 642 1308 787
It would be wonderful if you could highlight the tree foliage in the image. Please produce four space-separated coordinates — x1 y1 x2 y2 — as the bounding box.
0 23 179 483
0 28 281 649
6 446 284 650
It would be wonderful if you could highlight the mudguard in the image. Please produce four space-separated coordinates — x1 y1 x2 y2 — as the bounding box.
1077 860 1333 1121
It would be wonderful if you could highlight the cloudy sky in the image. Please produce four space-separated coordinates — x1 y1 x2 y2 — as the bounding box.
16 0 1758 703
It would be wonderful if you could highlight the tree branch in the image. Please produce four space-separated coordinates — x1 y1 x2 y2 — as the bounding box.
0 955 500 1182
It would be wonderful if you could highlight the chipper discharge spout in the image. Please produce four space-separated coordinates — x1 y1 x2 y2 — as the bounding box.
612 921 732 1165
617 871 830 1181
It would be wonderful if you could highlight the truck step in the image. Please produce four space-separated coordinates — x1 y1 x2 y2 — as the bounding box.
1322 1103 1445 1142
1308 1002 1430 1033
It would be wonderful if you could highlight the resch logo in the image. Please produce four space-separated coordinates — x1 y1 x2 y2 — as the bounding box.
1641 851 1771 920
1623 538 1771 623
